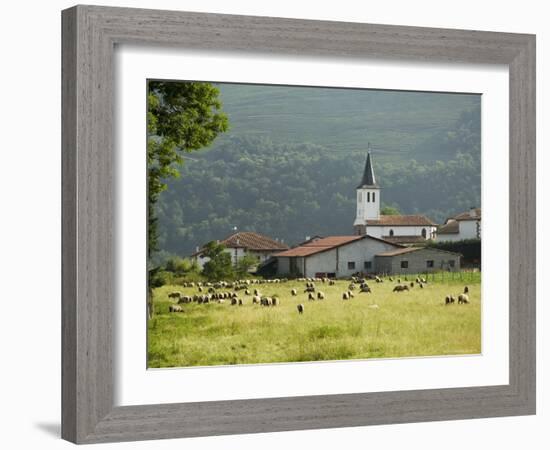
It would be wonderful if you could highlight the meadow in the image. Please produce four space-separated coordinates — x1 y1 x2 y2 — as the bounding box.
147 273 481 368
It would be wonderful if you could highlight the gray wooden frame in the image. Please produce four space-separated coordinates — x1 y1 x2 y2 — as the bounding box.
62 4 536 444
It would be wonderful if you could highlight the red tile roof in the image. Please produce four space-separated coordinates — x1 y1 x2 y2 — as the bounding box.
274 236 363 257
452 208 481 221
438 220 459 234
220 232 288 250
366 214 436 226
273 234 402 258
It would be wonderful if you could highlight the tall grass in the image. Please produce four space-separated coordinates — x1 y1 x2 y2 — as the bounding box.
148 276 481 368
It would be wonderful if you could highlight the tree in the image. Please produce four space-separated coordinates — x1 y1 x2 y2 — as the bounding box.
147 81 229 256
236 254 260 276
202 241 235 281
381 205 401 215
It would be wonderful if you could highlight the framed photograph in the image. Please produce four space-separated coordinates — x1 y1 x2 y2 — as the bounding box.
62 5 536 444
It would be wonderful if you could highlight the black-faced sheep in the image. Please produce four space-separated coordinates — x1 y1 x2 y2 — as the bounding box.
342 292 349 300
168 292 181 300
308 292 315 301
458 293 469 304
317 291 325 300
329 280 335 286
271 298 279 306
252 295 260 304
348 290 355 298
291 288 297 296
464 286 469 294
297 304 304 314
231 298 238 305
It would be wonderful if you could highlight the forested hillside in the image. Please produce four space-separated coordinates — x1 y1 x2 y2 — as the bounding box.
153 85 480 261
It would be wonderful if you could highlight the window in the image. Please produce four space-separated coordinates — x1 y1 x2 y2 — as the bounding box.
400 261 408 269
426 260 434 268
358 192 362 202
449 260 455 268
348 261 356 270
421 228 427 238
364 261 372 270
389 229 394 237
367 192 370 202
372 192 376 202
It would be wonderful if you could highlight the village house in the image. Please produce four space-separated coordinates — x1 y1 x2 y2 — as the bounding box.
192 231 288 270
435 207 481 242
273 235 402 278
353 152 437 243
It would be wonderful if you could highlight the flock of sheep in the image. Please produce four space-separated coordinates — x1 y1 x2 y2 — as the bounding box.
163 275 472 315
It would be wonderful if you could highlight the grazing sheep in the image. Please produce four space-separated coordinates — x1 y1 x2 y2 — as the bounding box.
308 292 315 301
297 304 304 314
342 292 349 300
254 289 260 296
419 283 424 289
252 295 260 304
231 298 238 306
168 292 181 300
304 286 316 293
348 283 356 290
410 282 414 288
360 285 371 293
169 305 183 313
329 280 335 286
450 295 456 304
271 298 279 306
348 290 355 298
393 285 409 292
464 286 469 294
389 277 394 282
458 293 470 304
397 278 401 284
317 291 325 300
198 286 203 292
291 289 297 296
217 299 225 304
445 295 452 305
238 299 244 306
245 289 251 295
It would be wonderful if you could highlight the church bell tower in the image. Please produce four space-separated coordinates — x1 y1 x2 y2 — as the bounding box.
353 151 380 235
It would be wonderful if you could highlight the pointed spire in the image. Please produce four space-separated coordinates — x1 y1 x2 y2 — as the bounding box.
357 151 379 188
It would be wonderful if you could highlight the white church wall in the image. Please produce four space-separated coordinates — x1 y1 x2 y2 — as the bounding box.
367 225 436 239
435 220 480 242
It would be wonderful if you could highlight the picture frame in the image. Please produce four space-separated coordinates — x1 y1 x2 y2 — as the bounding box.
61 4 536 444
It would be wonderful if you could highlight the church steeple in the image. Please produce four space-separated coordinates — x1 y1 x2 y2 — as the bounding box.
357 151 378 188
354 148 381 235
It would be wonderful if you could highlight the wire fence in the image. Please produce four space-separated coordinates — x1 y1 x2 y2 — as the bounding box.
390 270 481 283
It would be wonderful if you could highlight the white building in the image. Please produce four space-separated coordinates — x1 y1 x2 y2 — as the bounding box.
436 208 481 242
353 152 437 244
192 231 288 270
273 235 402 278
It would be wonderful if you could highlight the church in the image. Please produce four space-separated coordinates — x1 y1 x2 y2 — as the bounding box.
353 152 437 244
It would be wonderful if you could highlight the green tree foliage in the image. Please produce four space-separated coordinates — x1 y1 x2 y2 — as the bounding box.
202 241 235 281
164 256 200 276
147 81 229 256
380 205 401 215
236 254 260 276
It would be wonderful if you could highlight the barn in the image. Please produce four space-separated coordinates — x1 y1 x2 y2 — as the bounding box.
273 235 402 278
374 246 462 274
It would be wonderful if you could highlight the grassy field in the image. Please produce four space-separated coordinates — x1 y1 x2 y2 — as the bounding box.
147 273 481 368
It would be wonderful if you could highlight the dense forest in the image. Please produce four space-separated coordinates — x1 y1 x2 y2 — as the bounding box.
152 85 481 263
